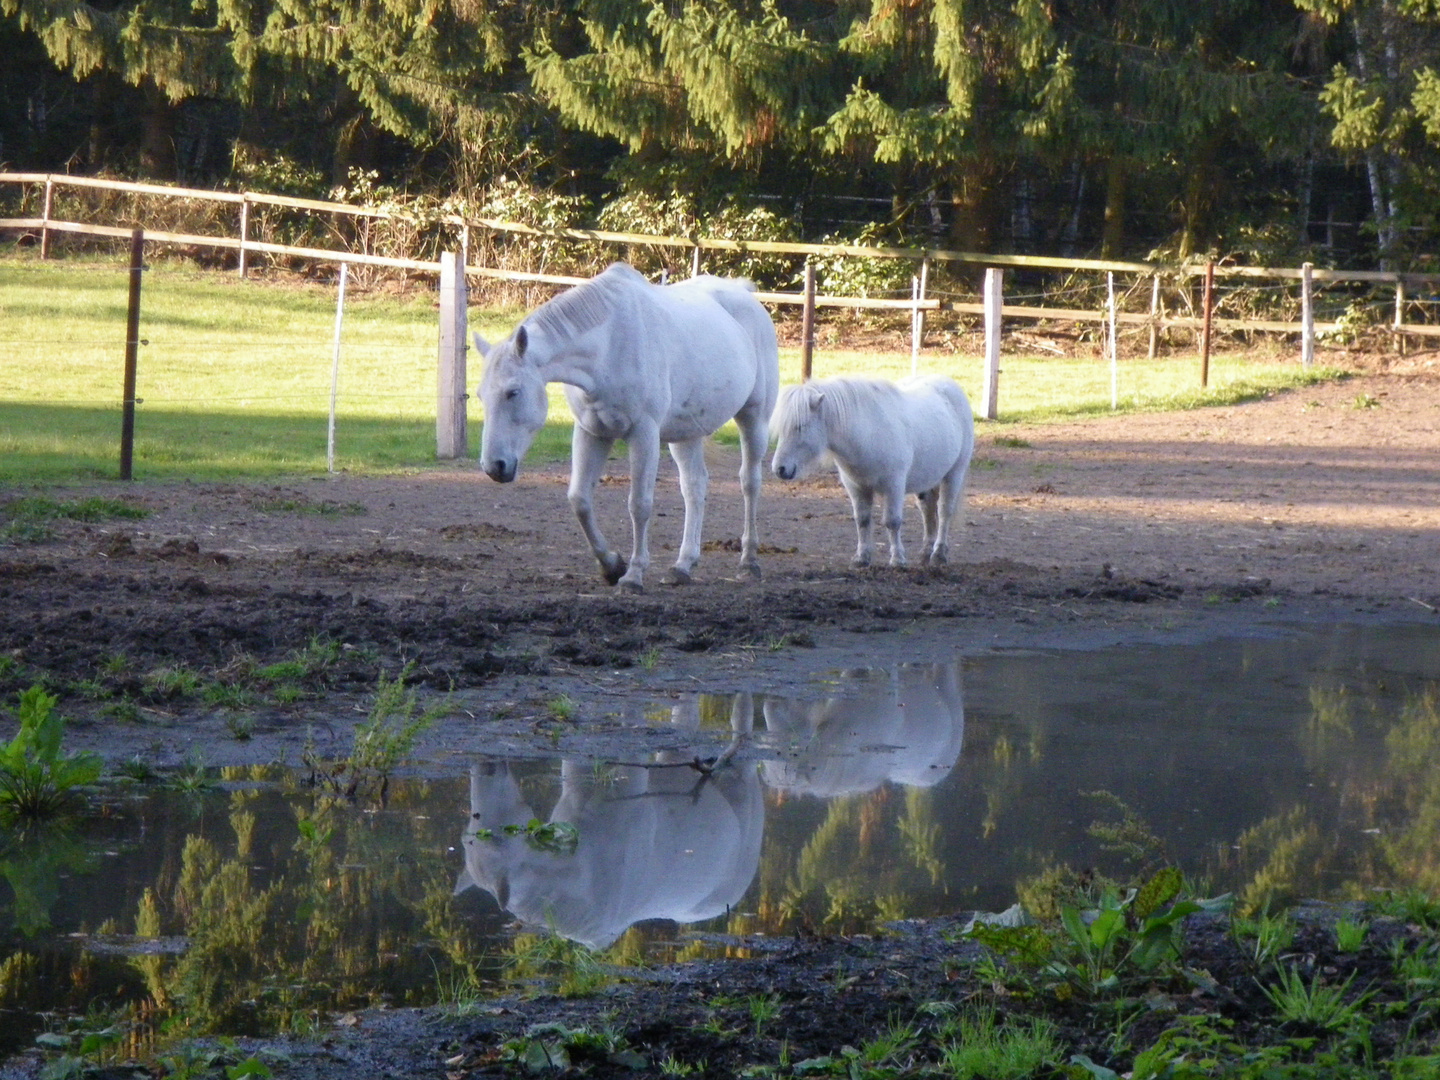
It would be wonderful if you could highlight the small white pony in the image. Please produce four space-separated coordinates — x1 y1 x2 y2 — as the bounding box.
475 262 779 593
771 374 975 567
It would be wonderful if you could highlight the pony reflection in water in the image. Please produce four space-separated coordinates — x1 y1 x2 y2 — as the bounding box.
760 660 965 798
455 698 763 950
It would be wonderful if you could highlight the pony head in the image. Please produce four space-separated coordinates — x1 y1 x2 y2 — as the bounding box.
770 382 828 481
476 325 548 483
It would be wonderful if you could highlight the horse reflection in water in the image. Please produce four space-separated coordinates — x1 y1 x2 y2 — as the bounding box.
455 698 763 950
760 661 965 797
456 662 964 947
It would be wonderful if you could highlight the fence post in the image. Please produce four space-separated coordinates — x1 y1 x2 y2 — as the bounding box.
437 251 469 459
1107 271 1118 409
238 194 251 277
691 244 702 278
801 259 816 381
1394 275 1406 356
910 256 929 375
1147 274 1161 358
1200 262 1215 388
982 267 1002 420
327 263 349 473
1301 262 1314 368
40 177 55 259
120 228 145 481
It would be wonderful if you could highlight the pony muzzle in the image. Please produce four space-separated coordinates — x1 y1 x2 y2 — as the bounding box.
773 462 798 481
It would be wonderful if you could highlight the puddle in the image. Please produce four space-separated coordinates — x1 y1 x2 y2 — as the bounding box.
3 620 1440 1051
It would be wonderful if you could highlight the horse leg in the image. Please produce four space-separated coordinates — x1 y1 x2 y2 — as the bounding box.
918 488 940 565
617 425 661 593
665 437 707 585
733 401 768 580
930 465 969 566
568 428 626 585
881 480 908 567
839 471 876 567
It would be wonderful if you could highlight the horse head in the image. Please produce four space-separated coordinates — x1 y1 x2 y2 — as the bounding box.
770 382 828 481
476 326 548 483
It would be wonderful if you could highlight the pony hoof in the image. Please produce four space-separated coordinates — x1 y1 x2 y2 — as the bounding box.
619 578 645 595
599 556 628 586
662 567 693 586
739 563 762 581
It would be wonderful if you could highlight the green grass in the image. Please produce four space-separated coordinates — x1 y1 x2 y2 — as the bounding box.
2 249 1350 482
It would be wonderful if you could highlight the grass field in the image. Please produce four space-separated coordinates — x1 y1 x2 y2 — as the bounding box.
1 249 1346 484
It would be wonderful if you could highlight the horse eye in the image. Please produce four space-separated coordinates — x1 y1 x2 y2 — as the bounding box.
505 387 520 401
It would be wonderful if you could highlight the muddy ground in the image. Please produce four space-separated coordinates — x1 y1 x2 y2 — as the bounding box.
2 351 1440 1076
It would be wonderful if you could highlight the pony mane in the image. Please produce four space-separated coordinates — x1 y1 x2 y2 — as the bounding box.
529 263 643 342
785 378 885 433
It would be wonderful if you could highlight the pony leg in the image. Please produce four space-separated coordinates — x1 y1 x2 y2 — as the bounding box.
881 482 908 567
733 401 768 580
918 489 940 565
930 466 969 565
839 472 877 567
617 426 662 593
568 428 626 585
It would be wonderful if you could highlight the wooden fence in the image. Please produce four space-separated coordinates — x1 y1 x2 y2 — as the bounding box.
5 171 1440 437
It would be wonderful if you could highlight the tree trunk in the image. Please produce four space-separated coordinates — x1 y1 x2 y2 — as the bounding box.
1101 156 1127 259
138 77 179 180
330 83 377 188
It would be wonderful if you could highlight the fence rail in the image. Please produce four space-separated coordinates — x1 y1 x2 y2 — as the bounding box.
7 170 1440 360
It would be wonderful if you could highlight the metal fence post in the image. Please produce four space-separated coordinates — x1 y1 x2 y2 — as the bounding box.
437 251 469 459
120 229 145 480
801 260 816 381
1200 262 1215 387
1301 262 1314 368
327 263 349 473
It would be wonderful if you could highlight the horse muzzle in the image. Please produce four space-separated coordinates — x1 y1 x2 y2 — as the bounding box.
773 462 798 481
483 459 517 483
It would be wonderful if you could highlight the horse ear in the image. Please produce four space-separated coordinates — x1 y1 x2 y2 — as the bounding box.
471 331 490 356
515 325 528 357
811 390 826 413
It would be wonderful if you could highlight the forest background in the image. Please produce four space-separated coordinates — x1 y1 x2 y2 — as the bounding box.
4 0 1440 283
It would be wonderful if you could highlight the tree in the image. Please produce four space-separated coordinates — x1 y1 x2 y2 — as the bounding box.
1297 0 1440 267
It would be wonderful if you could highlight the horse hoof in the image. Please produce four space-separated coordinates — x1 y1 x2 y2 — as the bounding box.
619 578 645 595
662 567 692 586
739 563 762 581
600 556 628 586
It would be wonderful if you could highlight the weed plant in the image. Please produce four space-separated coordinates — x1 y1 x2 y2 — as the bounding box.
0 686 103 818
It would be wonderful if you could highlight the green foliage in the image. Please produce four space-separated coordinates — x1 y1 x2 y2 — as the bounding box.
304 666 443 800
1260 965 1371 1032
1231 907 1297 971
940 1006 1060 1079
0 686 102 818
472 817 579 854
0 496 148 544
967 867 1227 1001
811 224 916 299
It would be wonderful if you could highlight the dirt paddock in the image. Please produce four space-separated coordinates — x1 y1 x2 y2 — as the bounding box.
2 355 1440 1078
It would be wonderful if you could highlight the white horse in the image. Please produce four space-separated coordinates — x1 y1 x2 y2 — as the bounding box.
771 375 975 567
475 262 780 592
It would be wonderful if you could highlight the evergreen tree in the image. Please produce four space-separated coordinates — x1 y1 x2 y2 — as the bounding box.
1297 0 1440 267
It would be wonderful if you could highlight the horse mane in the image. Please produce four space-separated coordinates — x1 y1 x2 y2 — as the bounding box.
529 263 644 342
